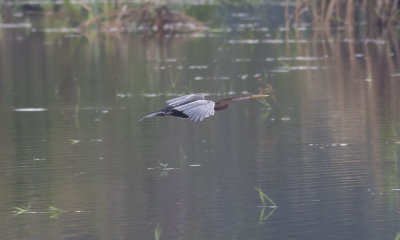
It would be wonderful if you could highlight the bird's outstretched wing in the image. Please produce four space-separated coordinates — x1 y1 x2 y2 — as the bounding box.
166 94 206 107
174 100 215 122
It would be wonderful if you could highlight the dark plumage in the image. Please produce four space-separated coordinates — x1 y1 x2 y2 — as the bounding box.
139 93 269 122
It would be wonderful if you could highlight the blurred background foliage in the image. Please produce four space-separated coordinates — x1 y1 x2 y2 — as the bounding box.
0 0 398 36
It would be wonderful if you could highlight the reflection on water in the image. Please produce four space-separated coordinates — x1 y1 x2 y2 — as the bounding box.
1 5 400 240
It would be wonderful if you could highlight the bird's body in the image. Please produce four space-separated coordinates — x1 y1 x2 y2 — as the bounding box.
139 93 269 122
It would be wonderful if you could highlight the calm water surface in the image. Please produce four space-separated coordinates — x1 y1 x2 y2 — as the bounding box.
1 6 400 240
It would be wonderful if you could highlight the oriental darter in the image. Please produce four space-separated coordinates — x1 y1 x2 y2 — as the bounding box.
139 93 269 122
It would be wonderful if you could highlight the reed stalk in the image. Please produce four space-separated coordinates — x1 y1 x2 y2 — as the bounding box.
290 0 399 30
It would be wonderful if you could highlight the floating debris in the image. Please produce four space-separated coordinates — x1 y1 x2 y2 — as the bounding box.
70 139 81 144
188 65 208 69
262 39 284 44
190 33 207 38
364 39 386 45
277 57 293 61
214 76 230 80
141 93 162 97
265 56 328 62
309 143 349 148
271 65 320 72
116 93 133 98
294 56 328 61
228 39 259 44
271 68 290 73
232 58 251 62
0 23 31 29
162 167 179 171
290 66 319 70
14 108 47 112
193 76 230 81
231 12 250 18
237 23 258 28
165 58 177 62
32 27 79 33
240 75 249 80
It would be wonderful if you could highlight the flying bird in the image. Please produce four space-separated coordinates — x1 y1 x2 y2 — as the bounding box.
139 93 269 122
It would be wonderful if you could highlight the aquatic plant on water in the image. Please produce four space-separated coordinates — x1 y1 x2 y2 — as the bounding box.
254 187 278 224
258 204 277 224
254 187 277 207
13 205 83 218
154 224 162 240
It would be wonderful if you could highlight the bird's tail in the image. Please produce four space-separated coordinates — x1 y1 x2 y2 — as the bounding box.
139 111 163 121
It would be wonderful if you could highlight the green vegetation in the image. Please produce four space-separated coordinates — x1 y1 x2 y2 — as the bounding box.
395 233 400 240
1 0 397 36
13 205 31 215
48 206 67 218
70 139 81 144
1 1 206 35
154 224 162 240
13 205 67 218
255 187 277 207
255 187 277 224
258 204 277 224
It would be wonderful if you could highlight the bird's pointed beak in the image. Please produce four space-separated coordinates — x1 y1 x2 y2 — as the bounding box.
249 94 269 99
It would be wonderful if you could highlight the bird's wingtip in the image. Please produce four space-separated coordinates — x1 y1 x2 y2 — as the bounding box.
139 115 151 121
138 115 148 122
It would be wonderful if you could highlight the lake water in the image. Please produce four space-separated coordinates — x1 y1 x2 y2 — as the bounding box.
1 3 400 240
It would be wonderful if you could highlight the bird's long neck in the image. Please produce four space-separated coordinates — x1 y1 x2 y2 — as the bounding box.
214 95 251 111
214 99 231 111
